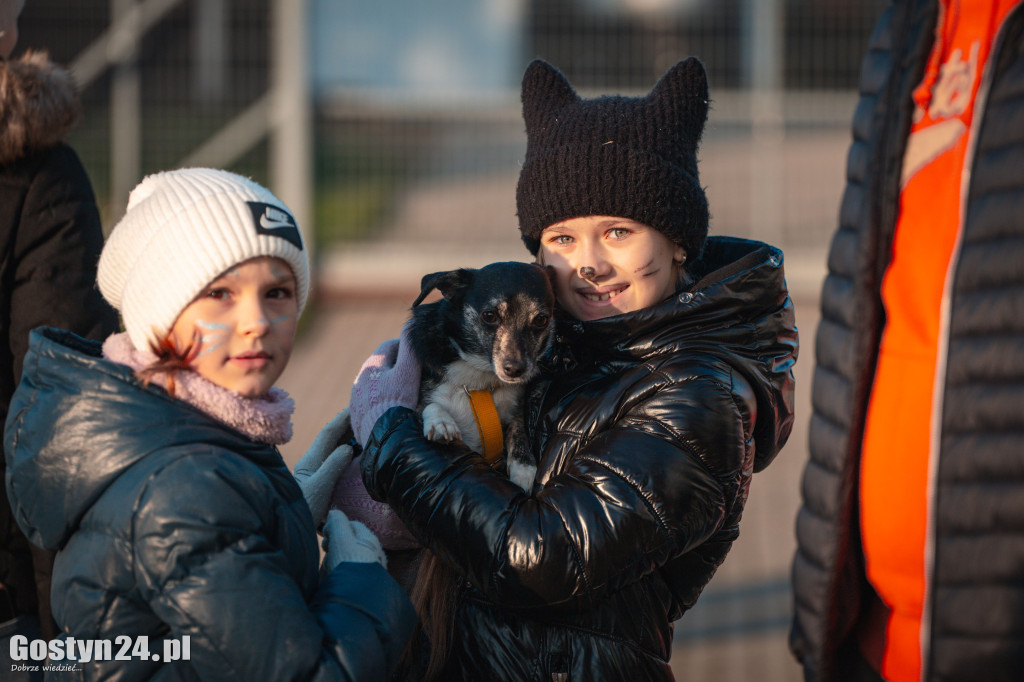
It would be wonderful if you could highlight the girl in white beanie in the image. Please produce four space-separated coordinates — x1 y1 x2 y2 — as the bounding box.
4 168 414 680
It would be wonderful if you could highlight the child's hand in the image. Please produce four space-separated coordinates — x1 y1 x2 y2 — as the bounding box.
293 409 354 526
321 509 387 571
330 455 420 550
350 322 421 445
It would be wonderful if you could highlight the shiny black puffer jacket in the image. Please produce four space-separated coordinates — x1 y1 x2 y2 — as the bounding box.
5 328 415 681
363 236 798 681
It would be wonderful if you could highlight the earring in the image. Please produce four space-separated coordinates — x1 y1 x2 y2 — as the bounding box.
578 266 596 278
674 253 687 266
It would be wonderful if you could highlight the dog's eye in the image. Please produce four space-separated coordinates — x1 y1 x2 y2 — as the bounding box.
481 310 499 325
532 314 550 329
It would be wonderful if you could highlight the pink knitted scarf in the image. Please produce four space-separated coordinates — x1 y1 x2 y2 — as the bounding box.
102 332 294 445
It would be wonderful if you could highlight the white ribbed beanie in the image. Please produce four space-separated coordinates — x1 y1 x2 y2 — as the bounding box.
97 168 311 352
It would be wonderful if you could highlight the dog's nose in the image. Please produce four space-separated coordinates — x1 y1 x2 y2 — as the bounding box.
503 362 525 378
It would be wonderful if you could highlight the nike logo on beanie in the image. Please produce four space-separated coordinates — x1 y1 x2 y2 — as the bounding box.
248 201 303 249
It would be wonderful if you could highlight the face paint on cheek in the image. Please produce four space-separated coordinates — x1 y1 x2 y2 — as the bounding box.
270 314 293 325
634 258 664 279
195 341 225 358
192 320 229 358
634 258 654 274
196 319 231 331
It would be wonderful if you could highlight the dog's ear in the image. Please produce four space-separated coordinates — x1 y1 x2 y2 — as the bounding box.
413 268 476 307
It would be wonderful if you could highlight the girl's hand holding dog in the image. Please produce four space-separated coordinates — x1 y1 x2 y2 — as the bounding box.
350 321 421 445
293 408 356 526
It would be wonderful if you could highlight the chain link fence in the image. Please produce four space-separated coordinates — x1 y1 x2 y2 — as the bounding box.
19 0 885 255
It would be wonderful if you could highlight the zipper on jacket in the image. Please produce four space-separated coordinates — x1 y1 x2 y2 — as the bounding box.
918 4 1023 680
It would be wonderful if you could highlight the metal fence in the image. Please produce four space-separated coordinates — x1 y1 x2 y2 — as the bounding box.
19 0 886 255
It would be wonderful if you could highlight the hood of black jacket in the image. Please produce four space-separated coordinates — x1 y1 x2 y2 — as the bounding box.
556 235 798 472
3 327 281 550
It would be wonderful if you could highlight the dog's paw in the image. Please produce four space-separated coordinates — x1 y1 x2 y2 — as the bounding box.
422 403 463 443
507 460 537 493
426 419 462 443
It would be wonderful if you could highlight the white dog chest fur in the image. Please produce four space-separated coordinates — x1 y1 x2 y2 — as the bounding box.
421 358 522 453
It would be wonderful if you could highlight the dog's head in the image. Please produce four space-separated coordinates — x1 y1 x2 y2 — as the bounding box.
414 261 555 384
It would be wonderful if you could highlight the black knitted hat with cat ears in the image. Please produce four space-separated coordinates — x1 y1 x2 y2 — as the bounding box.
516 58 710 258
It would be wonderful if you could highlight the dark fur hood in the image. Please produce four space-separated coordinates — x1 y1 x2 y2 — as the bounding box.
0 51 80 164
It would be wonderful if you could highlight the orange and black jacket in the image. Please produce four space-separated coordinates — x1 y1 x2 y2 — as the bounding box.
790 1 1024 680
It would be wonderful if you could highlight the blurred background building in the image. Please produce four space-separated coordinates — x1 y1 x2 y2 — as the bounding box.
17 1 886 679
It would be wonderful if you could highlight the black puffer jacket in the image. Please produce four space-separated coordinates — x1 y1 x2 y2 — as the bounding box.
363 236 798 681
790 2 1024 680
5 328 415 681
1 51 118 636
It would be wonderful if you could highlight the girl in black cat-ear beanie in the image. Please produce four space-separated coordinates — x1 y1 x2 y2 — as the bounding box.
354 57 799 681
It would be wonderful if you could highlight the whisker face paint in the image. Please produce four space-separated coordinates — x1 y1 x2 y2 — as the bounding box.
196 320 230 331
633 258 664 279
195 342 224 358
193 323 228 358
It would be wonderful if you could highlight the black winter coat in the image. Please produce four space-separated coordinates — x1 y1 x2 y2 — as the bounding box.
5 328 415 681
790 2 1024 680
1 51 118 634
363 236 798 681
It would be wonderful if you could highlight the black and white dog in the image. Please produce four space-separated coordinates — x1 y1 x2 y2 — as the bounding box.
400 261 556 678
407 261 555 491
